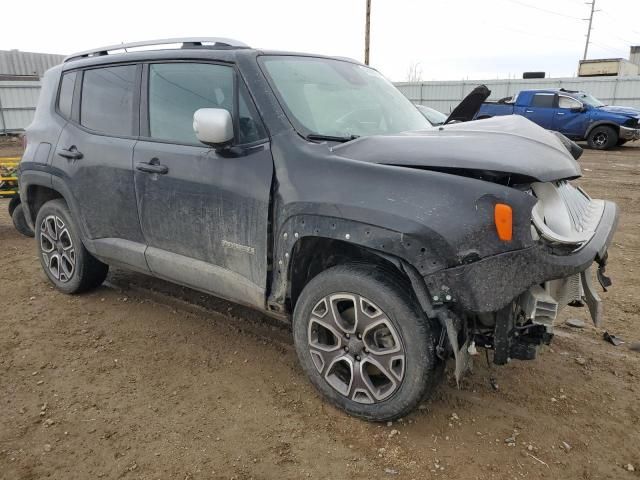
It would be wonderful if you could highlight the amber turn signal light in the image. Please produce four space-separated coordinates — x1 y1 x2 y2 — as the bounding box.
494 203 513 241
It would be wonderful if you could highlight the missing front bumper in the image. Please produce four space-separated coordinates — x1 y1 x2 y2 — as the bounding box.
520 261 609 330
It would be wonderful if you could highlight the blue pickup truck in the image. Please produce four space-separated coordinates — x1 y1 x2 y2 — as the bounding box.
476 88 640 150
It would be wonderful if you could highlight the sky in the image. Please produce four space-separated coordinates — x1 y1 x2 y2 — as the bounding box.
2 0 639 81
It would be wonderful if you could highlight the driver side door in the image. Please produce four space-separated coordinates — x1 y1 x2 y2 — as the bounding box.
553 95 589 138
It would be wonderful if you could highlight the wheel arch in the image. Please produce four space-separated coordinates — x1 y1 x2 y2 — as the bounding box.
20 171 89 242
267 215 440 318
585 121 620 139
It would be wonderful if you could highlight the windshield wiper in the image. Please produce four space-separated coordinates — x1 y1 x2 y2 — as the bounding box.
305 134 360 143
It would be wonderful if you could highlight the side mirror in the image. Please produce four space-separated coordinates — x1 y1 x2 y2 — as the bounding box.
570 105 586 113
193 108 234 147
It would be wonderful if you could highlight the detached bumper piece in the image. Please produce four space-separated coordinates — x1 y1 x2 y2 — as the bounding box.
520 263 607 329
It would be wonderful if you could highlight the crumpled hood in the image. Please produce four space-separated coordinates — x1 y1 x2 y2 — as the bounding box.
597 105 640 117
332 115 581 182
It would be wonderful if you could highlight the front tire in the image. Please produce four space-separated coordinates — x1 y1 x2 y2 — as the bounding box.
292 264 439 421
11 203 34 237
35 199 108 294
587 126 618 150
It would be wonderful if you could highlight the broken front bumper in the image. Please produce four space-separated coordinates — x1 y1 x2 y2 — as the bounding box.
423 200 618 317
619 125 640 141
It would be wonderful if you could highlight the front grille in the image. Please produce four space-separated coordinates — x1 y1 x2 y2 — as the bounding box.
531 180 604 247
624 117 640 128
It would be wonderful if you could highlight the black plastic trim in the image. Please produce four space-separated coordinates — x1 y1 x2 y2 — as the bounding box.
424 201 619 313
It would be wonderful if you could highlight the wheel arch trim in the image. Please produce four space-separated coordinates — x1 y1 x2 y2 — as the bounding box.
267 214 442 316
20 170 92 246
585 121 620 138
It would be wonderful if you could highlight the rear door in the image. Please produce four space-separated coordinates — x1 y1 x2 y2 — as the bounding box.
133 61 273 308
553 95 589 138
522 92 557 129
53 64 148 270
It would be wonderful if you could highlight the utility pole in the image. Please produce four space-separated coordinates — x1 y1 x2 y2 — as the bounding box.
364 0 371 65
582 0 596 60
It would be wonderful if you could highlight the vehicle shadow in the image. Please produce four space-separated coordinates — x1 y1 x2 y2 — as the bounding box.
106 267 293 343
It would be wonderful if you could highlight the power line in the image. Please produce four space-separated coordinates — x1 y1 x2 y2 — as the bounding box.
502 0 583 20
595 27 638 48
590 41 630 56
583 6 640 57
496 24 583 45
599 9 640 37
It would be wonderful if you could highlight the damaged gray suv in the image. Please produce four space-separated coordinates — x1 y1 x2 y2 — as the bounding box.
19 38 618 421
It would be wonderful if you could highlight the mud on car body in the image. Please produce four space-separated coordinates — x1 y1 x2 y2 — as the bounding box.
18 38 618 421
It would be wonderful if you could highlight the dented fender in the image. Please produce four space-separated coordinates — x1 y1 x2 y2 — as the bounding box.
266 131 539 314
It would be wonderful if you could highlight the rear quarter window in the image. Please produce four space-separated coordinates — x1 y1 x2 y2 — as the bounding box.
57 71 76 119
80 65 137 136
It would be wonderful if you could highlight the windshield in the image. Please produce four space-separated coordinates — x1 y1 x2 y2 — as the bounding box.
576 92 605 107
260 56 431 138
416 105 447 125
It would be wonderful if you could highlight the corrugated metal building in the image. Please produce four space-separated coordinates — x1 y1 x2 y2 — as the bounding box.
0 79 41 133
0 50 65 78
396 76 640 114
0 50 63 133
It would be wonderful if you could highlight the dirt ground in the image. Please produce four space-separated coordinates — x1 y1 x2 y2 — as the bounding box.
1 137 639 480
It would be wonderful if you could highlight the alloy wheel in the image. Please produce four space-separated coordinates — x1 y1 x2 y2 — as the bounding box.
307 293 405 404
40 215 75 282
593 132 608 147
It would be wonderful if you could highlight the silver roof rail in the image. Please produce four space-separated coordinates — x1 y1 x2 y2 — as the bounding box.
64 37 249 62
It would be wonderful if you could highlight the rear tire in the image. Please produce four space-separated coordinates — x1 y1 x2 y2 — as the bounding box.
35 199 108 294
587 126 618 150
11 203 34 237
292 263 439 421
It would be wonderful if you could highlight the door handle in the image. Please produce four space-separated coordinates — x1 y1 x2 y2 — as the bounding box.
136 161 168 175
557 112 565 115
524 110 534 113
57 146 83 160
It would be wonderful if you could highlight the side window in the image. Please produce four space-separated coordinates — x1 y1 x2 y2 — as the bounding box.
558 96 582 110
238 82 267 144
80 65 137 136
531 94 555 108
57 71 77 119
148 63 234 144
